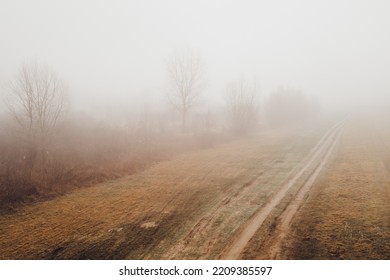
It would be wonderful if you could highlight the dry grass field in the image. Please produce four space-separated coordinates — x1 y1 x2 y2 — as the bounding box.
0 120 331 260
1 115 389 260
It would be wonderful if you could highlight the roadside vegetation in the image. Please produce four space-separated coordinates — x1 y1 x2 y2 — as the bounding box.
280 116 390 259
0 57 318 209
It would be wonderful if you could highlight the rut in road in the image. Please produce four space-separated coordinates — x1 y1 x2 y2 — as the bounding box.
220 121 344 259
261 126 343 259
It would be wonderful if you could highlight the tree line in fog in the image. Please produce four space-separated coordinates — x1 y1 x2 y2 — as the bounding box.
0 49 319 206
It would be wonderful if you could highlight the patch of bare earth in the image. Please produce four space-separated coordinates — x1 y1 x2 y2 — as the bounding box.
277 117 390 259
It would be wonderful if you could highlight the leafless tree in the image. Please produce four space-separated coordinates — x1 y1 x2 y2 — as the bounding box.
7 61 67 180
166 48 205 131
225 79 259 135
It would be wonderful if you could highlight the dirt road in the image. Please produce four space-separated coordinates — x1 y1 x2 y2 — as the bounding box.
280 115 390 259
221 121 344 259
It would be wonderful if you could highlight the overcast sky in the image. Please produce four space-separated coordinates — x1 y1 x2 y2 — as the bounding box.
1 0 389 115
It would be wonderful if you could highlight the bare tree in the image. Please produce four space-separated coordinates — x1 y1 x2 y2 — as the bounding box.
166 48 205 131
225 79 259 135
7 61 67 181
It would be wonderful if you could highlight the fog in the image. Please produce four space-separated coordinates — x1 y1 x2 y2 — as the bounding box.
1 0 389 116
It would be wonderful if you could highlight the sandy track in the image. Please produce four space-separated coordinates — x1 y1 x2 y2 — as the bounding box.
220 121 344 259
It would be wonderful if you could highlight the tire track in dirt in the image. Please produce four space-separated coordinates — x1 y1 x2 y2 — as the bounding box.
261 125 343 259
163 135 302 259
163 168 267 259
220 121 345 259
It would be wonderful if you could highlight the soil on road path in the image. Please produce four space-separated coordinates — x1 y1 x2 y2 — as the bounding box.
220 121 344 259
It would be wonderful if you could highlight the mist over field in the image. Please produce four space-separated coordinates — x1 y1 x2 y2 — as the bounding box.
0 0 389 261
1 0 389 116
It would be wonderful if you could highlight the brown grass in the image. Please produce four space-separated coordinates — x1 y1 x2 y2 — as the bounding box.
0 123 330 259
280 116 390 259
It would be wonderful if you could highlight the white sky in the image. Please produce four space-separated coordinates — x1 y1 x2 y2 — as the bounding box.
1 0 389 114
